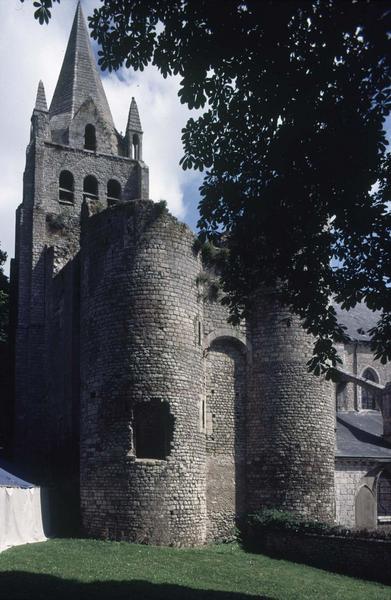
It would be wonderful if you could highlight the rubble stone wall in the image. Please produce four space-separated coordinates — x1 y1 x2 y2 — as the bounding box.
247 290 335 522
80 201 206 545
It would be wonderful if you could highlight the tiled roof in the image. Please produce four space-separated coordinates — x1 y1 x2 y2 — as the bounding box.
336 411 391 459
333 301 380 342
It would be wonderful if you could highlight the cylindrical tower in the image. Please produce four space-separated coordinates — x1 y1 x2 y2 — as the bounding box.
247 290 335 522
80 200 206 545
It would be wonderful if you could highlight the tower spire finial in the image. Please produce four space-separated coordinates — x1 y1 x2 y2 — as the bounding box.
127 97 143 133
35 80 48 112
126 97 143 160
49 1 114 131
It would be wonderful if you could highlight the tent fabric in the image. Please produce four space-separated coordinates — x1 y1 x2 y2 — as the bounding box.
0 486 47 552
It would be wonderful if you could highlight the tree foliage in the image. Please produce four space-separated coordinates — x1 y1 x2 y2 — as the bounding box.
22 0 391 375
20 0 60 25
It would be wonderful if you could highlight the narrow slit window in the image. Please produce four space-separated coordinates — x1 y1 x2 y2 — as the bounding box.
107 179 121 206
59 170 74 203
84 124 96 151
378 471 391 518
132 134 140 160
201 397 206 432
83 175 98 200
134 400 173 460
198 321 202 346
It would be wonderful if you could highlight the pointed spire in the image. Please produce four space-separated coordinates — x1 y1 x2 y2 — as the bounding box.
126 97 143 160
49 2 114 130
127 97 142 133
35 80 48 111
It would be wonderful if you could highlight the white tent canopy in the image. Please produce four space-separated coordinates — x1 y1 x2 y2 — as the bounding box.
0 465 47 552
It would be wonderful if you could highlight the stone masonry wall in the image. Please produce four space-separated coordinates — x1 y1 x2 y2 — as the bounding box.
41 141 144 210
80 201 206 546
14 116 146 470
335 459 379 527
205 338 247 541
256 528 391 585
45 253 80 475
247 290 335 522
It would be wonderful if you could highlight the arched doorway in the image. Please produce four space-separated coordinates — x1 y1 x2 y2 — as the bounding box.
355 485 376 528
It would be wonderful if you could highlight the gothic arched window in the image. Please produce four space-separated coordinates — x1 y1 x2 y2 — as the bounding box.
377 471 391 518
132 134 140 160
361 368 379 410
107 179 121 205
84 124 96 151
59 170 74 203
83 175 98 200
336 382 347 412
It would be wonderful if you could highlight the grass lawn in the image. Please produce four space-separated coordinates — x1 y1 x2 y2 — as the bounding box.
0 539 389 600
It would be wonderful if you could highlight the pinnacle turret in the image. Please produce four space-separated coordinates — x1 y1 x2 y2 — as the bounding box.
49 2 114 132
126 97 143 160
126 97 142 133
35 80 47 111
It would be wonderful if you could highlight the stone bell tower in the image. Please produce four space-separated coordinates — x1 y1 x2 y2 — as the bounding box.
13 2 148 471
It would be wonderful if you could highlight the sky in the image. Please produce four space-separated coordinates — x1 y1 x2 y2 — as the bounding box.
0 0 203 273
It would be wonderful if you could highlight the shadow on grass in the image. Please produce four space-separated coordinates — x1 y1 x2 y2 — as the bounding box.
0 571 276 600
240 538 391 586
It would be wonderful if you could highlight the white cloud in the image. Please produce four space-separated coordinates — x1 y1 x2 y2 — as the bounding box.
103 65 201 219
0 0 201 273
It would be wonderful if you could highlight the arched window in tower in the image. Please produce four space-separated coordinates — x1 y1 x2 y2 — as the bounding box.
361 368 379 410
83 175 98 201
377 470 391 520
132 134 140 160
107 179 121 206
84 124 96 151
58 170 74 203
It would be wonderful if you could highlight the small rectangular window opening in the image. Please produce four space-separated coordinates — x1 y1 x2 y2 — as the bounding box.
134 400 173 460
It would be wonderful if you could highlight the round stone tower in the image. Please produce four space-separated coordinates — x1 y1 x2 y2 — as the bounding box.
246 289 335 522
79 200 206 545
